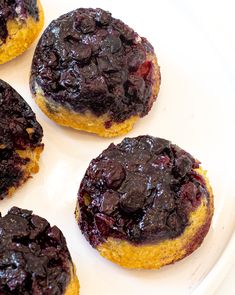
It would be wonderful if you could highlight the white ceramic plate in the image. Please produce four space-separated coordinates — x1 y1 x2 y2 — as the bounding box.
1 1 235 294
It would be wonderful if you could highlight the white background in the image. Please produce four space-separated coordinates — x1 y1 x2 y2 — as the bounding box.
0 0 234 294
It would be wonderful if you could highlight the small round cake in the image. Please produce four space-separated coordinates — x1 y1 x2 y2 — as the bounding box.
0 0 44 64
30 8 161 137
0 79 43 200
76 136 214 269
0 207 79 294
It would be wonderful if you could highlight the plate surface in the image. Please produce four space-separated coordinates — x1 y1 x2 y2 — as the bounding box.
0 0 235 294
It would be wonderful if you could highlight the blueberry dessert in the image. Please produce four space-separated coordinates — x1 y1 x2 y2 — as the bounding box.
0 207 79 294
0 79 44 200
0 0 44 64
76 135 214 269
30 8 161 137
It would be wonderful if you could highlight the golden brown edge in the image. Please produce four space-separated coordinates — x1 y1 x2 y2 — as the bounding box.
65 263 80 295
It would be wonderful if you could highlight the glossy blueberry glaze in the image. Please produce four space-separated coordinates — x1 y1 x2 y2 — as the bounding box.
78 136 209 246
31 8 159 123
0 207 72 295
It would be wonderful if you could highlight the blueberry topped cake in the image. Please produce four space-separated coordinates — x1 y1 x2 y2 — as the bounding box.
30 8 161 137
0 79 43 199
0 207 79 294
76 135 214 269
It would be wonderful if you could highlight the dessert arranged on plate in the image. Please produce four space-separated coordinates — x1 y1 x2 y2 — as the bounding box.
0 2 214 294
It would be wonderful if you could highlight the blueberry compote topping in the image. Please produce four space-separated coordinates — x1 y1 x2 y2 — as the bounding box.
0 207 72 294
31 8 158 123
0 0 39 43
78 136 209 246
0 79 43 199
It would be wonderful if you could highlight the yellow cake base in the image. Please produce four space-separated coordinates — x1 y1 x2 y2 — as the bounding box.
34 89 139 138
65 264 80 295
32 53 160 138
6 145 43 198
77 167 214 270
0 0 44 64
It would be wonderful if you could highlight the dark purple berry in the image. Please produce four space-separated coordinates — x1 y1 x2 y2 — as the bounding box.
100 191 119 214
103 161 125 189
95 9 111 26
